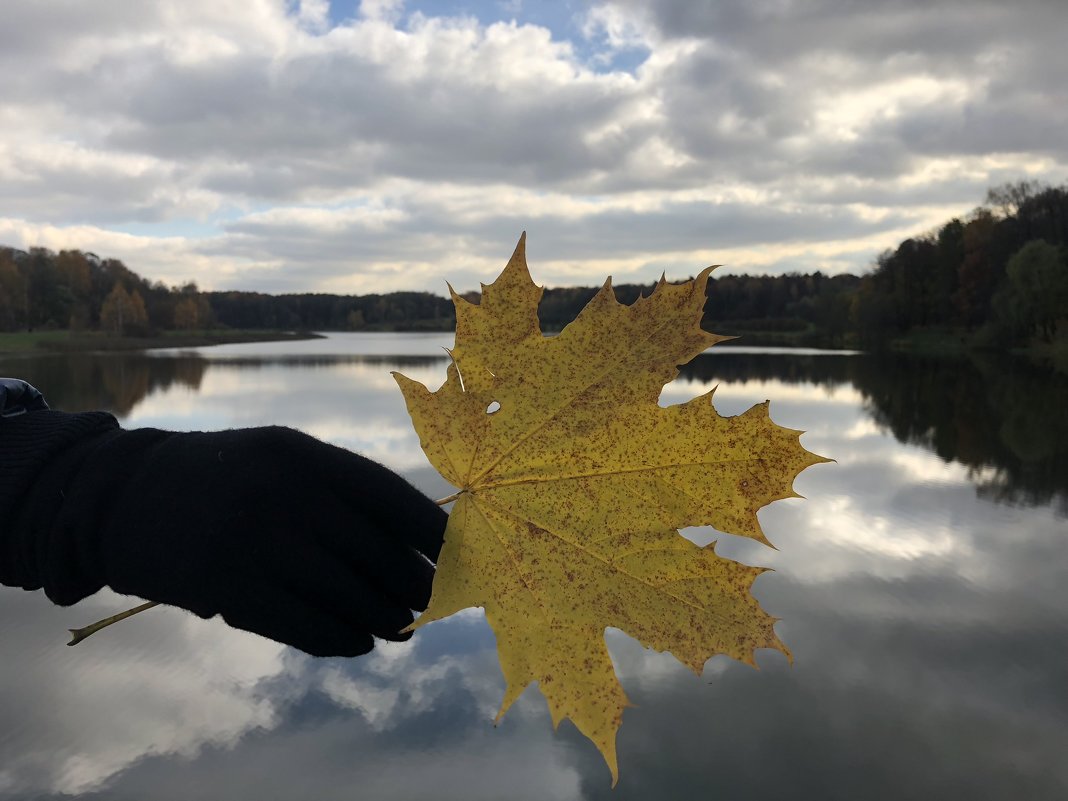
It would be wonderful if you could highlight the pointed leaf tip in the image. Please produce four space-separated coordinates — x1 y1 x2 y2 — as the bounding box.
448 281 476 309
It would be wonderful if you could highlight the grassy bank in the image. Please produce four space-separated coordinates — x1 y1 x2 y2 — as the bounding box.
879 326 1068 361
713 323 853 350
1017 339 1068 373
0 329 322 354
882 328 973 356
853 326 1068 375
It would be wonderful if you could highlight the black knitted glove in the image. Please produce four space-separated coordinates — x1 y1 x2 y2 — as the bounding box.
4 416 446 657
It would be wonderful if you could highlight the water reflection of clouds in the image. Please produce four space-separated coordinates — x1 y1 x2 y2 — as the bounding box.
149 333 457 360
122 360 450 476
663 376 866 413
0 588 288 796
4 340 1068 799
302 421 429 473
28 618 587 800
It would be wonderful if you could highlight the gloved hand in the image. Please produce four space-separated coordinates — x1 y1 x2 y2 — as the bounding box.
12 421 446 656
0 378 49 416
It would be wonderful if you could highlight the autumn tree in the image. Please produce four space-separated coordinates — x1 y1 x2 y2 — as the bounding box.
953 210 1000 328
100 284 149 336
173 298 198 329
346 308 366 329
172 284 214 330
986 179 1045 217
993 240 1068 343
0 251 27 331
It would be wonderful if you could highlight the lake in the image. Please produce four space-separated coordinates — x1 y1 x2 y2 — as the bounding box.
1 333 1066 800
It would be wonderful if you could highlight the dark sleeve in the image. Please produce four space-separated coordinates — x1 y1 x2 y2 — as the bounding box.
0 410 121 595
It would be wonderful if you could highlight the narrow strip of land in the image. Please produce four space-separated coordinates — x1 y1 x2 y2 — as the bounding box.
0 329 322 355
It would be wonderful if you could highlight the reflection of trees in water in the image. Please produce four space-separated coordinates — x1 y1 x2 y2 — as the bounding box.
0 354 208 415
852 354 1068 515
678 351 1068 514
0 353 449 417
0 354 448 417
678 352 854 388
6 350 1061 513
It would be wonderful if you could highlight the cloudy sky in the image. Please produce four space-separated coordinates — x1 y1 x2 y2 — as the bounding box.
1 0 1066 295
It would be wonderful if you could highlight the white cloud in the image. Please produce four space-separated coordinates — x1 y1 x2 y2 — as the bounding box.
359 0 404 23
581 3 655 62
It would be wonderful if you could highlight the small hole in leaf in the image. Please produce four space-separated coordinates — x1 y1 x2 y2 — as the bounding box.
486 400 501 415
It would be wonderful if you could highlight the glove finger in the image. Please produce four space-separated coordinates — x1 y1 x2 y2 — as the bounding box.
310 443 447 561
219 587 375 658
281 546 418 642
383 497 448 565
321 507 437 612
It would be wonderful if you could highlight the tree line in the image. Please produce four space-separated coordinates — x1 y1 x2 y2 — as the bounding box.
852 181 1068 347
0 248 214 336
2 181 1065 348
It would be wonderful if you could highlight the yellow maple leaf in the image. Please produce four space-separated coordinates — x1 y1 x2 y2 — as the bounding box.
394 234 827 783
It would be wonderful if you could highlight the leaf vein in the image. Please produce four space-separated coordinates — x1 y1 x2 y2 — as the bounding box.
474 494 729 622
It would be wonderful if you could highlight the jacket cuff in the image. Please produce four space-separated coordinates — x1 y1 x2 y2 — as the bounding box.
0 411 120 596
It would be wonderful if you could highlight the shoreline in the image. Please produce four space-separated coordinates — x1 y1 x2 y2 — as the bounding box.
2 327 1063 368
0 329 324 355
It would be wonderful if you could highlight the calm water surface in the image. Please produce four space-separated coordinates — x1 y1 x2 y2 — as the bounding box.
1 333 1066 800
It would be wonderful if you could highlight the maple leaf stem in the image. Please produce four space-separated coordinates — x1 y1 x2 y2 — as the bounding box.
67 600 159 646
435 491 463 505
